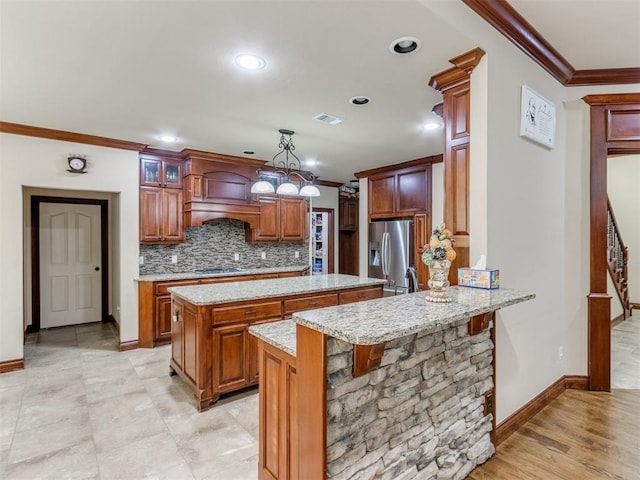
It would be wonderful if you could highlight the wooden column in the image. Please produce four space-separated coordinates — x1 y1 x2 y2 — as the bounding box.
429 48 485 284
296 324 327 480
583 94 640 391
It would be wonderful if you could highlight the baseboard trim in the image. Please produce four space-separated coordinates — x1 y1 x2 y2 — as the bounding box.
0 358 25 374
495 375 589 445
119 340 139 352
611 313 625 327
564 375 589 390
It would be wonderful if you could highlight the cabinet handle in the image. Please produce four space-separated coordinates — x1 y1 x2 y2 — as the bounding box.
244 310 257 316
309 301 319 306
358 293 366 299
173 311 179 323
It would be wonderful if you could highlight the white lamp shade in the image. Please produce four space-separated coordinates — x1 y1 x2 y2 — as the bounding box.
251 180 276 194
299 184 321 197
276 182 299 195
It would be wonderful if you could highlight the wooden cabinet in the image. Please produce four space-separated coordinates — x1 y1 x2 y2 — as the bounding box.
413 213 430 290
139 150 185 244
214 323 250 393
368 165 431 219
140 155 183 189
339 196 359 276
283 293 338 316
140 187 185 243
171 301 184 371
257 341 298 480
168 281 383 411
138 271 305 348
339 197 358 230
246 195 308 243
338 287 382 304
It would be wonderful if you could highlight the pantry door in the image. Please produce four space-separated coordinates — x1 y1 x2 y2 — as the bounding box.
39 203 102 328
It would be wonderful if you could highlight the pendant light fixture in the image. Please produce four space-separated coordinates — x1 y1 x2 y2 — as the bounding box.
251 129 320 197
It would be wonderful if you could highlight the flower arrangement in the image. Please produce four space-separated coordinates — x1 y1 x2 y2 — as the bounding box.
421 224 456 268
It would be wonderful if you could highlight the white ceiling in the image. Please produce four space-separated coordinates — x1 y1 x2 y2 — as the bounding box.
509 0 640 70
1 1 637 183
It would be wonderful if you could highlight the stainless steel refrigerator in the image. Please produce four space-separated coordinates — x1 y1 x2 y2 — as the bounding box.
368 219 415 296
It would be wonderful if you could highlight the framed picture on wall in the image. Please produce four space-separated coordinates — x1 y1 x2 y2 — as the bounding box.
520 85 556 149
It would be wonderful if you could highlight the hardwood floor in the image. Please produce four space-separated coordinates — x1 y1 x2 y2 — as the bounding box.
469 389 640 479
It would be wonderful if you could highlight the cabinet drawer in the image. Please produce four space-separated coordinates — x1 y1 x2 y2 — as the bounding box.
212 301 282 325
284 293 338 315
339 287 382 305
199 275 256 285
155 280 199 295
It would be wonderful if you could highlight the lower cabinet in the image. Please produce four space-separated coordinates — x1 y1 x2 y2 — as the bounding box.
214 324 249 393
139 270 304 348
258 341 298 480
169 283 383 411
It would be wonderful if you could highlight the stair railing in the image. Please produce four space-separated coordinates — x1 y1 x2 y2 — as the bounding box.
607 197 631 319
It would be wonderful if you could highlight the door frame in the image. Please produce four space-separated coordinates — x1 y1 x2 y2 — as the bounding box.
30 196 109 331
585 93 640 391
312 207 335 274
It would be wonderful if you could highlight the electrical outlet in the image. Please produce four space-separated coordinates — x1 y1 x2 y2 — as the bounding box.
138 255 144 265
558 346 564 360
171 255 178 264
295 251 300 259
234 253 240 261
261 252 266 260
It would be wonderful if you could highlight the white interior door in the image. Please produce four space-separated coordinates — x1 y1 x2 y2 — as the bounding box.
40 203 102 328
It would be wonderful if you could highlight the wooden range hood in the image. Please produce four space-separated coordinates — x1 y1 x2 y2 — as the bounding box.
181 149 267 229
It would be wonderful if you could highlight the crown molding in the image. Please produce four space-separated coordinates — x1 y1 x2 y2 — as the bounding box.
583 93 640 106
429 48 486 92
463 0 640 86
354 154 443 179
0 121 148 151
569 68 640 86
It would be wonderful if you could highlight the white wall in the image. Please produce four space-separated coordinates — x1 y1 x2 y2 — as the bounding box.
312 185 340 273
424 0 640 423
608 155 640 304
0 133 139 362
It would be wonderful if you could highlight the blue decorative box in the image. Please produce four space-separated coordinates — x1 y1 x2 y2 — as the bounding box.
457 268 500 289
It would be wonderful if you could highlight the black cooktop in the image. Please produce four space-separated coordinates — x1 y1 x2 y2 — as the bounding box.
194 267 246 275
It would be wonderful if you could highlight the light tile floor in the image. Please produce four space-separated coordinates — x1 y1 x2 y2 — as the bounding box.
611 313 640 389
1 317 638 479
0 322 259 480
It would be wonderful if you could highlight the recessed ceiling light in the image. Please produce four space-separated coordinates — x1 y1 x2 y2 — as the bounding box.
305 159 318 167
243 150 255 155
350 96 370 106
160 134 177 143
234 54 266 71
389 37 421 55
424 121 442 131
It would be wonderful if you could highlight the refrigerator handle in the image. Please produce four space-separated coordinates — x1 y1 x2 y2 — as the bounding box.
382 232 390 276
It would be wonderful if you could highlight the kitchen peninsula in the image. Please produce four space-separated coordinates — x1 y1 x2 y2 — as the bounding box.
249 287 534 480
168 274 387 410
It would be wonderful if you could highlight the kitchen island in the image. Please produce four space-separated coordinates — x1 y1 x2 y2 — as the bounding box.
249 287 534 480
137 265 309 348
168 274 386 410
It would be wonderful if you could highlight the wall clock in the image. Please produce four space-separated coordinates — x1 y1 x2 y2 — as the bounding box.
67 156 87 174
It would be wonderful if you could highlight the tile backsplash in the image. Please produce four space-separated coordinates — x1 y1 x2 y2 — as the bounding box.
139 218 310 274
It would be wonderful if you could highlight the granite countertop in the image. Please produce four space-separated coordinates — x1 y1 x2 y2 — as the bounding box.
292 287 535 345
169 274 387 306
249 320 297 357
137 265 309 282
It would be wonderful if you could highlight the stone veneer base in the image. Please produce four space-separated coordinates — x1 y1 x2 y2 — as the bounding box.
325 319 494 480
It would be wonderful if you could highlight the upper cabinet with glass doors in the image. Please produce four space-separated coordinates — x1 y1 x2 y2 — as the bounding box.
140 155 183 189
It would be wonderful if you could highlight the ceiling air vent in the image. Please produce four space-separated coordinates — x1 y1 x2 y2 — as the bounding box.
313 112 344 125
